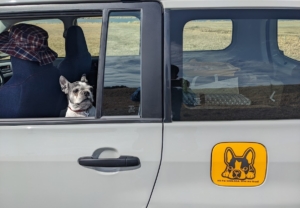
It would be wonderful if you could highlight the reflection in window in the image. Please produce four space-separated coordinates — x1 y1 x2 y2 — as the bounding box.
183 20 232 51
278 20 300 61
171 14 300 121
103 11 141 116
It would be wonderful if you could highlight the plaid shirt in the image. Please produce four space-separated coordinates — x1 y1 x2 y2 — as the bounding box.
0 24 57 66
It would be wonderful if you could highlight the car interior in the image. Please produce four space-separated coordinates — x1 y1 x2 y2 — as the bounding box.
0 12 142 119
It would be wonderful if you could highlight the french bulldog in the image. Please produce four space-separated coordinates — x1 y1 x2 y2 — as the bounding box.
59 74 96 117
222 147 256 180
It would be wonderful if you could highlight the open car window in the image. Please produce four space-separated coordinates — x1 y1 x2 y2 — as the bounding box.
0 6 159 121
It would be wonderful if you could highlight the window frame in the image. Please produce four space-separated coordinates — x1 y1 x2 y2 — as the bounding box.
0 2 163 125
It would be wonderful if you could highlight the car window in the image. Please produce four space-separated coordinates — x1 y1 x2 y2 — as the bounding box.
0 5 161 121
0 16 100 119
103 11 141 116
170 10 300 121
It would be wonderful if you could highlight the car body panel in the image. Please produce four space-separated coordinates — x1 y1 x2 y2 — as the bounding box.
149 120 300 208
0 0 299 207
0 1 163 207
152 7 300 208
0 123 162 208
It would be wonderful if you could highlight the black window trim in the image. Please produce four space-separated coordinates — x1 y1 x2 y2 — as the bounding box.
163 9 172 123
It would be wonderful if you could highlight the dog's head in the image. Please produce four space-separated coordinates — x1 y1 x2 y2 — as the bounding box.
222 147 255 180
59 74 94 111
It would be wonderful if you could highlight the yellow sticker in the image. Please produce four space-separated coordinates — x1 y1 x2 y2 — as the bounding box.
211 142 267 187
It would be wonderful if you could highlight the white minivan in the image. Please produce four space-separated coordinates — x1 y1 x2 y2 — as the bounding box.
0 0 299 207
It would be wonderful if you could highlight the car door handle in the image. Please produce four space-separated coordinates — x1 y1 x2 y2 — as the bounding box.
78 156 140 168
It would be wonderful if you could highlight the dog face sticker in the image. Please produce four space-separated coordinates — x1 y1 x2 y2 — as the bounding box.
211 142 267 187
222 147 255 180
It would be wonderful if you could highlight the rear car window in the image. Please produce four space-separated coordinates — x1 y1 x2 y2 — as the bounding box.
170 9 300 121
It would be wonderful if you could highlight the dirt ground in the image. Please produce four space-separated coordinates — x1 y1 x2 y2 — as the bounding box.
102 87 140 116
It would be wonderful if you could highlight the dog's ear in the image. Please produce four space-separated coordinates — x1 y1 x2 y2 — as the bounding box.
59 76 69 94
224 147 235 165
81 74 88 83
243 148 255 164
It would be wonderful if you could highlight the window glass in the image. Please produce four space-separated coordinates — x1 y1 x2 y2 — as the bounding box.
77 17 102 56
170 10 300 121
278 20 300 61
183 20 232 51
103 11 141 116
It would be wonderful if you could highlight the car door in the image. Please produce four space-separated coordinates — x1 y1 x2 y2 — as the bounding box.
0 2 162 208
149 8 300 208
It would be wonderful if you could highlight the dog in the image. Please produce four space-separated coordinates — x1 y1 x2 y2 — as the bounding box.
59 74 96 117
222 147 256 180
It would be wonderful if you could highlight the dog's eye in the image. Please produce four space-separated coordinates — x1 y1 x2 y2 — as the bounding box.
242 167 248 171
228 166 233 171
73 89 79 93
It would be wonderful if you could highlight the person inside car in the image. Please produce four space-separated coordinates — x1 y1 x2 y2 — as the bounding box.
0 23 65 118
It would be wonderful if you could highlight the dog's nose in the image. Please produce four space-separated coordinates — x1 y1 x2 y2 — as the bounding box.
233 170 241 178
84 91 90 97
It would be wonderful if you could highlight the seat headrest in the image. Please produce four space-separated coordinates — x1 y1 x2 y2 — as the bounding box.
65 26 89 57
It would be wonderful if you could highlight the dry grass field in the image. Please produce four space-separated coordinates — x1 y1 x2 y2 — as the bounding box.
33 20 300 61
33 22 100 57
34 20 140 57
278 20 300 61
183 20 233 51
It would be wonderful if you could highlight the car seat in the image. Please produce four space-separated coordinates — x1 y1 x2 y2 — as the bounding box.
58 25 92 82
0 56 66 118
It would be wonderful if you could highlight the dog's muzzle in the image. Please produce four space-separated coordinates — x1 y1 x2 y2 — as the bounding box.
233 170 241 178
